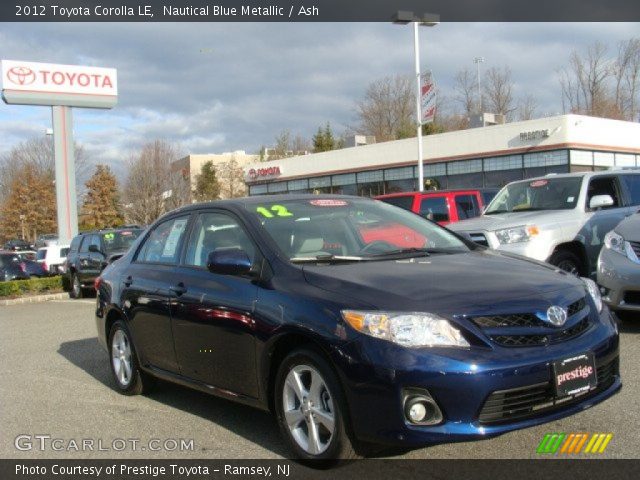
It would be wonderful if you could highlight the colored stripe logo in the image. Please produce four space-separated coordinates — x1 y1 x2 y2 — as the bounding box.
537 433 613 454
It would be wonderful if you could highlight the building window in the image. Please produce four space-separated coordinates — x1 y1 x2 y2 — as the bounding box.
594 151 614 167
447 159 482 175
357 182 384 197
615 154 636 167
484 155 523 171
332 173 356 186
523 150 568 168
423 163 446 177
385 166 414 181
570 150 593 167
484 169 523 188
333 184 357 195
309 176 331 188
385 179 415 193
447 172 484 189
249 184 268 195
357 170 383 183
288 179 309 191
267 181 287 193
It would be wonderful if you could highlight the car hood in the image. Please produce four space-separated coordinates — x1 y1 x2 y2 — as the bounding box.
449 210 574 232
302 250 585 316
616 213 640 242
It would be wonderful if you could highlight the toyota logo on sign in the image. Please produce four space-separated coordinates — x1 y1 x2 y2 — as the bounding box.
6 66 36 86
248 168 258 180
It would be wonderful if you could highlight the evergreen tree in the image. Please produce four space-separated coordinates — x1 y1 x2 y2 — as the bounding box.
79 165 124 230
312 122 336 153
193 161 221 202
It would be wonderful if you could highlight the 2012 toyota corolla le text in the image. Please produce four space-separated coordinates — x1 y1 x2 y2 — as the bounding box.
94 195 620 461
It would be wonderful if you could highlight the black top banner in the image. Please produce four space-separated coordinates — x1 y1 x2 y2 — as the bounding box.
2 0 640 22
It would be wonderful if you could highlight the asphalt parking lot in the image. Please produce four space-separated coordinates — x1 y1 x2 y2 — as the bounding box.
0 300 639 459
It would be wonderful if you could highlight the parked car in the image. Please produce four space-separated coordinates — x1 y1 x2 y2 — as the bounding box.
36 245 70 275
597 211 640 320
376 189 498 226
3 238 34 251
0 251 30 281
449 170 640 277
94 195 619 460
35 234 58 249
16 251 49 277
64 227 143 298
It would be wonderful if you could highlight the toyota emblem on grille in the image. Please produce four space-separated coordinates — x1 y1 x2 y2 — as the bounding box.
546 306 568 327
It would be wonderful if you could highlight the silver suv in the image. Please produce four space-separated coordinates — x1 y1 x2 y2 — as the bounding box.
449 170 640 276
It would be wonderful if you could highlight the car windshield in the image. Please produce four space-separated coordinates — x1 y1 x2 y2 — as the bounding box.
101 229 142 253
245 198 469 261
485 177 582 214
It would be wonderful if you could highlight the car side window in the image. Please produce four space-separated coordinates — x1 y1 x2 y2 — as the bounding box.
137 216 189 265
455 194 480 220
420 197 449 223
89 235 101 252
622 174 640 206
69 236 82 252
184 212 256 268
586 176 622 209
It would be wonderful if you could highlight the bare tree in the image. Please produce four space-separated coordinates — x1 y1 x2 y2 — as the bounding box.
484 66 515 118
613 38 640 121
356 75 414 142
517 94 538 121
122 140 189 225
218 155 247 199
453 67 478 118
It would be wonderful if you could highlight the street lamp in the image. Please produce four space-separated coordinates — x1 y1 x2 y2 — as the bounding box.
394 11 439 192
473 56 485 113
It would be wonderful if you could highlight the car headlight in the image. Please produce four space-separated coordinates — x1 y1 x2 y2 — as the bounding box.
341 310 470 348
581 277 603 313
494 225 539 244
603 230 626 256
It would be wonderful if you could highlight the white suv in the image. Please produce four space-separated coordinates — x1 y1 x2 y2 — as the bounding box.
450 170 640 276
36 245 70 275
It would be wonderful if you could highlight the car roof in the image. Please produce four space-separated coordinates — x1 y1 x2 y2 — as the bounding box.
76 226 144 236
377 188 497 198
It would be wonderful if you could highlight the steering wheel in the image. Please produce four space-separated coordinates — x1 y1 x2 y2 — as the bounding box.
359 240 397 255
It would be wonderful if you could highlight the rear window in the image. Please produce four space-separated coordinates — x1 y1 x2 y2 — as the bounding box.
420 197 450 223
378 195 415 211
60 248 69 257
102 229 142 254
36 249 47 260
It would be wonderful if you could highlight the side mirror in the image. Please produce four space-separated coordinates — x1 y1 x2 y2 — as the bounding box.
207 247 252 276
589 194 614 210
88 244 105 256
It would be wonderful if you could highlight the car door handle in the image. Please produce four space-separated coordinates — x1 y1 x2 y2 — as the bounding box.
169 283 187 296
123 276 133 287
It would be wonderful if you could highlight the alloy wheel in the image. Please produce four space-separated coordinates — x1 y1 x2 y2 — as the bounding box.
282 364 335 455
111 329 133 387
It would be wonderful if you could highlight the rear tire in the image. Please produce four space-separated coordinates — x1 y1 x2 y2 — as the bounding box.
108 320 155 395
69 273 83 299
549 250 583 276
274 348 359 462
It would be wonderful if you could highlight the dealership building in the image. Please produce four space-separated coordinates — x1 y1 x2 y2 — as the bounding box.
244 115 640 196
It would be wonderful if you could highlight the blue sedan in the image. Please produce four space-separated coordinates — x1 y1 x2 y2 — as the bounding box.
94 195 620 460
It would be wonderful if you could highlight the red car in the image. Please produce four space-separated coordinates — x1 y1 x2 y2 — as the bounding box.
376 189 498 226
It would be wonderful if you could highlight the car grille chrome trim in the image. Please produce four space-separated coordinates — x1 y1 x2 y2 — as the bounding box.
478 356 619 424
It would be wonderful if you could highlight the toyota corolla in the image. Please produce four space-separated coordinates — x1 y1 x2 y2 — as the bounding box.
95 195 620 460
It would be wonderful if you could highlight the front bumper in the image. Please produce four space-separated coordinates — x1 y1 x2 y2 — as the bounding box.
334 308 620 447
598 248 640 312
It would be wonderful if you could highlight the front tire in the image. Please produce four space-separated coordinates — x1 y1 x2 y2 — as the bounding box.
108 320 154 395
274 348 358 461
69 273 83 299
549 250 583 276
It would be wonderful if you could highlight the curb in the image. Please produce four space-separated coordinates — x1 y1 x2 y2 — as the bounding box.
0 292 68 306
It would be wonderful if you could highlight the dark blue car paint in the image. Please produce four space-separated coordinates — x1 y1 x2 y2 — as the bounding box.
95 195 620 448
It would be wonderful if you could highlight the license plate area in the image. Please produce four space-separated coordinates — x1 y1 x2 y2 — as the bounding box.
553 353 597 398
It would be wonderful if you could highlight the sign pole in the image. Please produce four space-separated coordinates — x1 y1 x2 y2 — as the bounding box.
51 105 78 244
414 22 424 192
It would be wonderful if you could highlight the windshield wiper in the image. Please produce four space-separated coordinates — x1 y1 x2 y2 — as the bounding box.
290 254 367 264
365 247 461 258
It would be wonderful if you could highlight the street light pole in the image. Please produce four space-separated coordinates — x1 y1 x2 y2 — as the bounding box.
394 11 439 193
474 56 485 114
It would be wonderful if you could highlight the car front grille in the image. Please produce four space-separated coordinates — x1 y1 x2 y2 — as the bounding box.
469 233 489 247
478 356 619 424
629 241 640 258
623 291 640 306
470 297 590 347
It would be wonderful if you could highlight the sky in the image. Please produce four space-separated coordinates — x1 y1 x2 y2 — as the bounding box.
1 22 639 179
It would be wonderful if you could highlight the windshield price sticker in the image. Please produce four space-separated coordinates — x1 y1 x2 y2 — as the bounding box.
309 199 348 207
256 205 294 218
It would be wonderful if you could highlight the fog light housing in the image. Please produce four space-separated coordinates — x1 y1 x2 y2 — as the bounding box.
403 389 443 426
